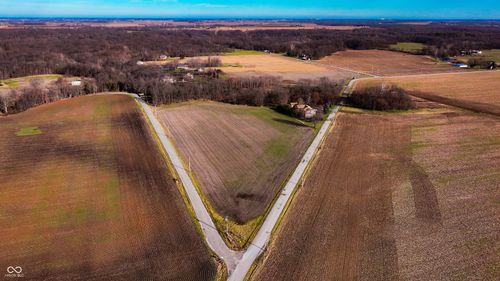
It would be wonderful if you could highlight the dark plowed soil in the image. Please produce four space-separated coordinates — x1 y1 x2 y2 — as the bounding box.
252 109 499 281
252 113 401 281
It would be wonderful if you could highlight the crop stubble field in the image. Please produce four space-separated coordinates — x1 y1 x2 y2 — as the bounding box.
215 54 360 81
355 71 500 116
0 95 216 280
156 101 315 224
252 109 499 281
149 53 360 81
319 50 467 76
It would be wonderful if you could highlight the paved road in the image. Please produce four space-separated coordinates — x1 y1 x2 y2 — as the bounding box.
133 93 339 279
133 96 243 272
228 106 340 281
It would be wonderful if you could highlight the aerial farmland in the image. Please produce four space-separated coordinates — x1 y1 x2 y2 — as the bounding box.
0 95 218 280
319 49 468 76
148 51 360 81
156 101 317 248
1 15 500 281
251 107 500 281
354 71 500 115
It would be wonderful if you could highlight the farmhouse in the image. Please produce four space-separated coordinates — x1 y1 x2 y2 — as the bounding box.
290 102 318 119
163 76 176 83
461 49 483 56
300 54 312 61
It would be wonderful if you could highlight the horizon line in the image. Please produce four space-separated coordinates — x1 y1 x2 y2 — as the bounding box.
1 16 500 21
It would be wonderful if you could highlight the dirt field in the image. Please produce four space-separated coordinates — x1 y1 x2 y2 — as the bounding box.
0 95 216 280
216 54 356 80
156 101 315 224
354 71 500 115
150 53 360 81
252 109 499 281
319 50 466 76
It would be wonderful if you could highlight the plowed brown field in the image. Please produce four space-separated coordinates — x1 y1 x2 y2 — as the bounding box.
319 50 466 76
252 109 499 281
354 71 500 116
157 101 315 223
0 95 216 280
215 54 359 81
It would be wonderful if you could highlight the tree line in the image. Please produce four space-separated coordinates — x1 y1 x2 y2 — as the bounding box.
0 21 498 114
348 85 416 111
0 78 97 114
2 22 499 79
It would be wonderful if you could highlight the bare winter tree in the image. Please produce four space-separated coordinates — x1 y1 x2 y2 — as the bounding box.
0 89 18 115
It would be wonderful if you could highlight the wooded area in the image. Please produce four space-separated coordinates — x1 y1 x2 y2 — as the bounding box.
1 21 499 114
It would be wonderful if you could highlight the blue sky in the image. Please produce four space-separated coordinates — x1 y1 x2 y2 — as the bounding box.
1 0 499 19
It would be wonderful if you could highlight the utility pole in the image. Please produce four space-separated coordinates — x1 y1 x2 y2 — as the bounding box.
224 216 228 238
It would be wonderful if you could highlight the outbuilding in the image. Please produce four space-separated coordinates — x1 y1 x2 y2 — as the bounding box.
70 80 82 86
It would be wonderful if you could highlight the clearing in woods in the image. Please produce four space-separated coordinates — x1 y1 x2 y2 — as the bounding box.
148 52 360 81
389 42 425 54
251 109 499 281
0 95 217 280
0 74 63 89
210 53 359 81
0 74 81 95
156 101 316 248
319 49 467 76
354 71 500 116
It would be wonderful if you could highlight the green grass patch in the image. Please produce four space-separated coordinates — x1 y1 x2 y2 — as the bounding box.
16 126 42 136
229 106 314 131
222 50 266 56
264 136 290 158
389 42 425 54
0 78 20 88
73 207 90 224
33 74 63 80
101 176 121 219
51 206 93 226
341 106 369 113
94 99 112 118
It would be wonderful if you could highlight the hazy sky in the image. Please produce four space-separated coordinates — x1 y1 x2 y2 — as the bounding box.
1 0 499 19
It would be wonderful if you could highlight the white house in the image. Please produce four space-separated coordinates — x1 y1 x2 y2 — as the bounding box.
70 80 82 86
304 106 318 119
